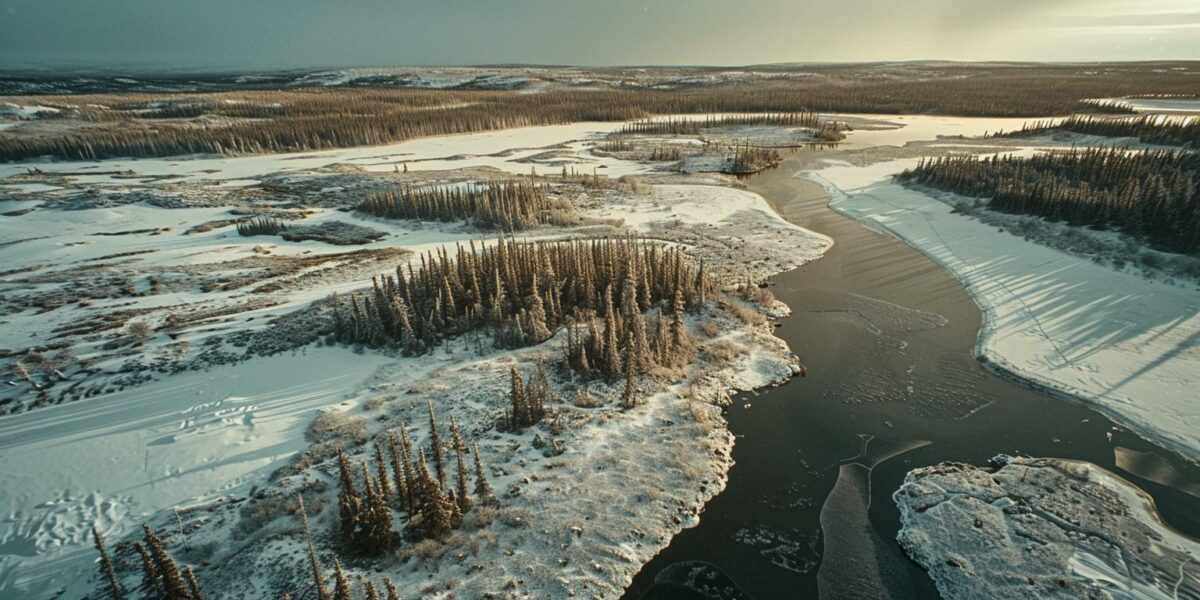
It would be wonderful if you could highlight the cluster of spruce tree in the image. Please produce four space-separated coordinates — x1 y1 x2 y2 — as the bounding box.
298 496 406 600
729 144 782 173
648 145 683 161
1005 115 1200 149
91 524 205 600
598 135 631 152
563 284 694 408
331 236 713 353
336 401 495 555
897 148 1200 255
508 366 549 429
236 216 286 236
359 181 570 230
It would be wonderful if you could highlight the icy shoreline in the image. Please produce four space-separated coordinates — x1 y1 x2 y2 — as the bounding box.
814 160 1200 463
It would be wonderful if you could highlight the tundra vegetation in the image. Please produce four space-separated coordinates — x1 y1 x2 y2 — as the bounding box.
4 62 1200 161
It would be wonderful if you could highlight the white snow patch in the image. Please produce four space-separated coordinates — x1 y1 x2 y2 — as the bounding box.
0 347 395 599
814 156 1200 460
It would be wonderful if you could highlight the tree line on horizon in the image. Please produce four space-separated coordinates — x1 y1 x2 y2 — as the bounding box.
10 66 1200 162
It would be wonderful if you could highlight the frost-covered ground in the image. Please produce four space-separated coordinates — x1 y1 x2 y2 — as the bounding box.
895 456 1200 599
0 118 831 599
814 154 1200 462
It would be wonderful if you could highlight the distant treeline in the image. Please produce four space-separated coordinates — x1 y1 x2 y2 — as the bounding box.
359 181 572 230
617 112 825 135
5 66 1199 161
1003 115 1200 148
897 148 1200 255
617 112 845 143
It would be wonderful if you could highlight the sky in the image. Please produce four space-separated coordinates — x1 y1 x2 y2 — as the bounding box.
1 0 1198 72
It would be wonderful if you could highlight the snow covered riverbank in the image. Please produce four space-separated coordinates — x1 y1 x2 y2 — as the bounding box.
814 157 1200 462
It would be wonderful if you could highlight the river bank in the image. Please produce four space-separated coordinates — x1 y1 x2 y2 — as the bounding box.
627 134 1200 598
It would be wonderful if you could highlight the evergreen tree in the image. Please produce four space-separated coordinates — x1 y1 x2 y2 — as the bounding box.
373 442 392 499
383 579 401 600
386 432 411 512
332 561 352 600
509 367 527 429
364 580 382 600
356 464 399 554
92 525 124 600
336 449 362 547
134 542 160 596
473 443 496 506
620 353 637 409
298 495 329 600
332 237 713 352
397 427 418 512
406 449 462 540
184 566 204 600
453 440 473 513
143 525 192 600
427 400 447 487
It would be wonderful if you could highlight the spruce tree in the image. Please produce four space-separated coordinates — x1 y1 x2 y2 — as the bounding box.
364 580 382 600
427 400 447 487
92 526 124 600
386 432 411 512
332 561 353 600
453 441 472 513
184 566 204 600
407 449 461 540
298 495 328 600
134 542 160 595
383 578 402 600
620 353 637 409
336 449 362 547
397 426 418 512
473 443 496 506
509 367 527 429
143 525 192 600
374 442 392 499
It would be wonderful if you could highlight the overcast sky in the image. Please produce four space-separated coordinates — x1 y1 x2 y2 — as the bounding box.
2 0 1198 72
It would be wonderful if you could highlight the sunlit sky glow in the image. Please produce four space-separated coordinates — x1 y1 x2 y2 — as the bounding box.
1 0 1197 71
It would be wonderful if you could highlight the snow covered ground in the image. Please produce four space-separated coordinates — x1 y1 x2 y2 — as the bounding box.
814 155 1200 461
0 118 832 599
0 121 650 189
0 347 395 597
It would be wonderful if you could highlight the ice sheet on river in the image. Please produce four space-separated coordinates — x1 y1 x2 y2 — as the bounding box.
894 456 1200 600
817 436 930 600
817 157 1200 460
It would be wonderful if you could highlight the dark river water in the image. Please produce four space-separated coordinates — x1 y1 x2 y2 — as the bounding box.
623 151 1200 600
